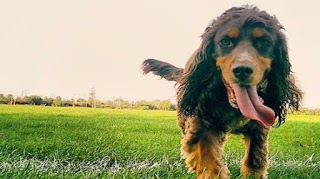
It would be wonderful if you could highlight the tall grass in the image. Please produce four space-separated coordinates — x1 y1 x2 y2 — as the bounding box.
0 105 319 178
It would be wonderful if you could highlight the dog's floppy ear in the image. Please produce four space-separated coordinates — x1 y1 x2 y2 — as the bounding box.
265 31 303 127
178 23 224 116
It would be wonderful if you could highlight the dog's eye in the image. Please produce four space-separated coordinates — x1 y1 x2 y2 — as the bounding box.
220 38 233 47
257 38 270 47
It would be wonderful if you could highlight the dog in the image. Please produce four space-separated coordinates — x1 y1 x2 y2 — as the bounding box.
142 6 302 179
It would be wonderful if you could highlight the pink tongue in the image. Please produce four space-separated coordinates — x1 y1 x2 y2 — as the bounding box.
232 84 275 128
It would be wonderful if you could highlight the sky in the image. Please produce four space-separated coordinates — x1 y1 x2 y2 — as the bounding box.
0 0 319 108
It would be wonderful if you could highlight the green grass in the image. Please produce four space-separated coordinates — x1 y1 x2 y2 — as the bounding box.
0 105 319 178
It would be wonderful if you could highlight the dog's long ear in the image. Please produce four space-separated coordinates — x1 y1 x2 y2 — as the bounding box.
178 24 224 116
265 31 303 127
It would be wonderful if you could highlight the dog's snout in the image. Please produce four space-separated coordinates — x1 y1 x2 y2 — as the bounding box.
232 65 253 80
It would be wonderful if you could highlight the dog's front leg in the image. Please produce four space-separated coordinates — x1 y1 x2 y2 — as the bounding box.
241 123 270 179
181 118 229 179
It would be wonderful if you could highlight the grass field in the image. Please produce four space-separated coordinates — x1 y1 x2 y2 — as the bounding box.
0 105 319 178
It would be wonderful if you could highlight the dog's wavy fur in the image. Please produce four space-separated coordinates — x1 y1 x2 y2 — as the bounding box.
142 6 302 178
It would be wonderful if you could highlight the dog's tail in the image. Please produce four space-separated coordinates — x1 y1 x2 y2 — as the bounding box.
142 59 183 82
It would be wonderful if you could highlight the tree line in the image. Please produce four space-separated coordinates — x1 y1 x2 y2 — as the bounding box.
1 90 317 114
0 93 176 111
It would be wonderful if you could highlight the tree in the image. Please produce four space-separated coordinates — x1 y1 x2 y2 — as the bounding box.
94 99 104 108
75 98 87 107
169 104 176 111
43 97 54 106
29 95 43 105
151 100 161 109
0 94 8 104
23 96 31 104
135 100 157 110
62 99 74 107
6 94 15 105
53 96 62 107
135 100 148 110
114 98 129 109
104 100 114 108
15 97 27 105
159 99 172 110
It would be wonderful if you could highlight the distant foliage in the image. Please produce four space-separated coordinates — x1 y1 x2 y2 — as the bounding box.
0 94 14 104
2 93 320 113
0 93 176 111
298 108 320 115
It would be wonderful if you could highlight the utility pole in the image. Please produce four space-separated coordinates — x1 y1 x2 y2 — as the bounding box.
89 87 96 108
21 89 28 97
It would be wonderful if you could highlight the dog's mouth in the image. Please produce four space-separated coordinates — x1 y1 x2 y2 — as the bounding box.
224 81 275 128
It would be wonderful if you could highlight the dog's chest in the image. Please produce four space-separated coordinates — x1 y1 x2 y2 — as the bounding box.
220 108 250 131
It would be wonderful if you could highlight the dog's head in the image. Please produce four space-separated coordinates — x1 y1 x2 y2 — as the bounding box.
178 6 302 127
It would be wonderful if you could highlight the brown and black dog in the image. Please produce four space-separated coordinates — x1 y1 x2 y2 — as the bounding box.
142 6 302 179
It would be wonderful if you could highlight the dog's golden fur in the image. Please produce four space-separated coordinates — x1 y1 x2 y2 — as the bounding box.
142 6 302 178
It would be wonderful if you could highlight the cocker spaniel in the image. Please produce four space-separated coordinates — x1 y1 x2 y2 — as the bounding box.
142 6 302 179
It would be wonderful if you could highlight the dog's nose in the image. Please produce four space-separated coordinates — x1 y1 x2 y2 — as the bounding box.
232 65 253 80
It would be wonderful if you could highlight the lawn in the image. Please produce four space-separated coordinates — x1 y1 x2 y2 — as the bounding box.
0 105 319 178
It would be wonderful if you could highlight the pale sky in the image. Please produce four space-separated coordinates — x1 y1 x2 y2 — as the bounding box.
0 0 319 108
